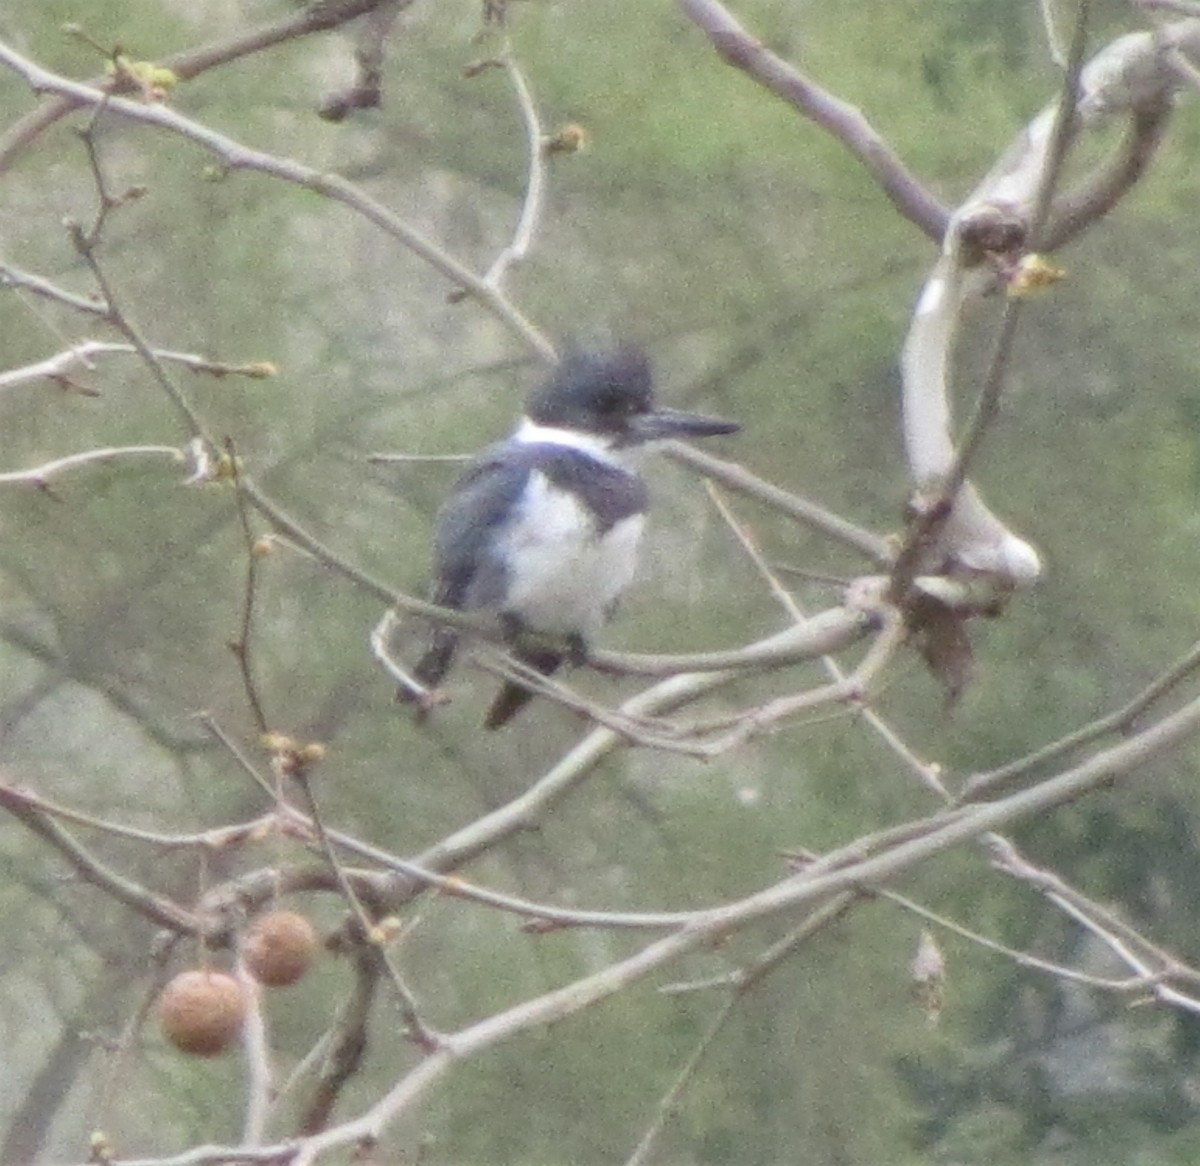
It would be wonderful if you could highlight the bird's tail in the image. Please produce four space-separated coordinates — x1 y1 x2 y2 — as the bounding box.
484 646 563 730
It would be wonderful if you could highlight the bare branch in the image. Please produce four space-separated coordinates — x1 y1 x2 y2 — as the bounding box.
292 693 1200 1160
883 886 1160 992
0 780 282 851
899 15 1200 585
0 444 183 488
90 940 182 1149
987 836 1200 978
626 894 857 1166
0 774 199 934
1040 0 1072 66
988 837 1200 1011
0 38 557 365
478 52 547 291
296 947 380 1135
898 1 1090 588
292 771 442 1052
226 444 273 735
679 0 949 241
666 442 894 567
655 609 905 755
960 634 1200 801
0 339 274 395
0 260 110 318
30 677 1200 1166
1042 98 1172 248
66 132 216 444
0 0 408 174
236 964 274 1147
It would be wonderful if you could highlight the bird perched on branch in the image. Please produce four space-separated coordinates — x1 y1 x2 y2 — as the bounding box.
408 348 739 728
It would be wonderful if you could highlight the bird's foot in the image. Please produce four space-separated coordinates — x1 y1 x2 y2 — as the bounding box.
396 681 452 720
563 632 589 668
499 615 589 668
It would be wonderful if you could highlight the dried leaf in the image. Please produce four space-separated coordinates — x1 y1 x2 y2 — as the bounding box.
911 928 947 1025
909 595 976 708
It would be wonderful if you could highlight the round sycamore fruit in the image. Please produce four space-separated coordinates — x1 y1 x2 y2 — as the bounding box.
158 969 247 1056
243 910 318 987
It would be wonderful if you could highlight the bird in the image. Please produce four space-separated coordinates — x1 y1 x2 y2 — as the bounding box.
408 347 740 729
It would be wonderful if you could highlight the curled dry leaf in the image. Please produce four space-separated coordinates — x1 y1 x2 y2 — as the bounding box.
911 928 947 1025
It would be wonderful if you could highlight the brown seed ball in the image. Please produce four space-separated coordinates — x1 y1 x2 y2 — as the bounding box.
158 970 247 1057
243 910 318 987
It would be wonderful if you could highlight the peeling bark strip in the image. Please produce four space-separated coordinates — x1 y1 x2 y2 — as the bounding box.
684 0 1199 591
903 18 1200 586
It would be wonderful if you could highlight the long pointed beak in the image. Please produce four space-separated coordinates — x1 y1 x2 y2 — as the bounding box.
627 407 740 443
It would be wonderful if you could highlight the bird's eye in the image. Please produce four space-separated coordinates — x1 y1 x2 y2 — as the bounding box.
598 389 632 414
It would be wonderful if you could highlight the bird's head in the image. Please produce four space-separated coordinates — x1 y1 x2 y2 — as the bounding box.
524 349 740 448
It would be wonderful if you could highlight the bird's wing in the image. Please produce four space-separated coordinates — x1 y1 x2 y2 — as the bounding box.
413 447 528 689
431 443 533 610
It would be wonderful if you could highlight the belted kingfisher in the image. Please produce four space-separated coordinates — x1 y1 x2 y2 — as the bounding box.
410 348 739 728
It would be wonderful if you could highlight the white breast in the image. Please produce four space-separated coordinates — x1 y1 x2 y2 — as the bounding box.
499 470 645 637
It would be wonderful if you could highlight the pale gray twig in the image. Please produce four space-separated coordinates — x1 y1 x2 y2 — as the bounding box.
678 0 948 240
0 445 183 488
0 39 556 365
0 0 402 174
479 52 545 289
235 962 273 1147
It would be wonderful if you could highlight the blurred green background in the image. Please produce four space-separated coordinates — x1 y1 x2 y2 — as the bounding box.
3 0 1200 1162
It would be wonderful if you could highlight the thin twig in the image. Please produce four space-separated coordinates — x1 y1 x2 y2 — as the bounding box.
934 2 1090 516
227 442 271 735
199 713 280 804
0 778 279 850
0 38 557 365
0 338 278 394
623 995 739 1166
667 442 894 567
89 937 181 1144
0 445 182 488
959 634 1200 802
236 962 274 1147
701 485 943 784
0 0 401 174
0 261 111 318
883 887 1158 992
478 52 546 290
296 947 381 1135
68 118 214 444
678 0 949 241
292 772 442 1052
0 778 199 934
